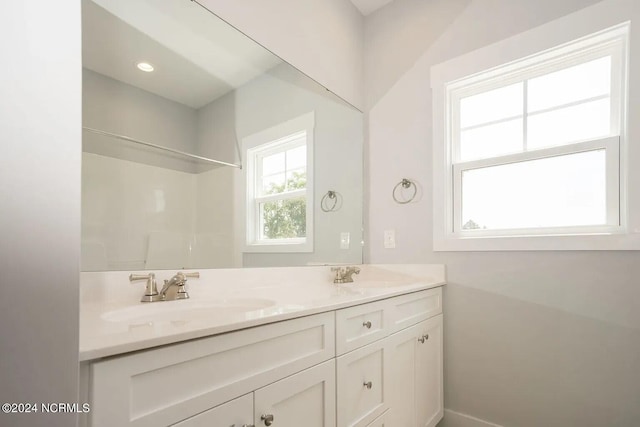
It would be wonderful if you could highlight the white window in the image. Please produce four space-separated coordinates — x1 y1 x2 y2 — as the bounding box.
243 113 314 252
431 19 636 250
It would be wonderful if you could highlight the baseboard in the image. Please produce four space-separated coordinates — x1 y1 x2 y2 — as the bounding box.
437 409 505 427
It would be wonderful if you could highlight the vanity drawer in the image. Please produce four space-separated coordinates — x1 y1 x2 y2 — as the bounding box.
389 288 442 334
336 299 390 355
90 312 335 427
366 410 389 427
336 339 389 427
171 393 252 427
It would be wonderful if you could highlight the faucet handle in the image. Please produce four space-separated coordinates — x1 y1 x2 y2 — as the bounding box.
129 273 161 302
183 272 200 279
129 273 154 282
170 272 199 300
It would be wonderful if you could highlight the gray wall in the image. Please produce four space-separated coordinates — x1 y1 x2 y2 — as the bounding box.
83 69 200 172
364 0 640 426
198 63 364 267
0 1 81 426
199 0 365 110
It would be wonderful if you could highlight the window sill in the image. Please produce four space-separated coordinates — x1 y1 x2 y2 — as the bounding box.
243 241 313 254
433 232 640 251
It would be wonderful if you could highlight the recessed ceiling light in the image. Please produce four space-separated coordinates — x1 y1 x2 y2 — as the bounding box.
136 62 154 72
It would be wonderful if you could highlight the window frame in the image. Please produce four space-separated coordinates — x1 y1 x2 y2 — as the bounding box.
431 17 636 251
452 136 620 238
242 113 314 253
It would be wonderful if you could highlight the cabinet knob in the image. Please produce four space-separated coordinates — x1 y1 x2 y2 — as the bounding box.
261 414 274 426
418 334 429 343
362 321 372 329
363 381 373 389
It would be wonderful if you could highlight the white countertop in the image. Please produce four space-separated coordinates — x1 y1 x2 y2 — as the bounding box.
79 264 445 361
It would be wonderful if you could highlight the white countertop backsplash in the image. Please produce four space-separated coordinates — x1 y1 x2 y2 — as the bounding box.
79 264 445 361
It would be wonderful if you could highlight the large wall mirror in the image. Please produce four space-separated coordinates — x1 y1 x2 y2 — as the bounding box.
81 0 363 271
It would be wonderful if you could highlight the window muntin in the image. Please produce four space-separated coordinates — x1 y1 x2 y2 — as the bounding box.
258 142 306 196
243 112 314 252
460 117 523 161
459 82 523 129
454 53 618 163
447 26 626 238
527 56 611 112
249 133 308 243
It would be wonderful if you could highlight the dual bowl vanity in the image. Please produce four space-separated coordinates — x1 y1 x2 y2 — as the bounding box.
79 264 445 427
77 2 442 426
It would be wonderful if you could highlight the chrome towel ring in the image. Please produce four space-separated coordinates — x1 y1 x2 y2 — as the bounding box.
392 178 417 204
321 190 342 212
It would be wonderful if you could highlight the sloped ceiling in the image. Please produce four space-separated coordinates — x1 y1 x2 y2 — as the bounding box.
350 0 394 16
82 0 281 109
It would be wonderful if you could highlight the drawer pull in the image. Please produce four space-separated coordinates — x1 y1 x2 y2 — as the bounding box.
418 334 429 343
362 321 372 329
261 414 275 426
363 381 373 389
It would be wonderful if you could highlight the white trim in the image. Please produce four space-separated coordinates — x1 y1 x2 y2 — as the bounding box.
242 112 315 253
440 409 504 427
431 8 637 251
256 188 306 205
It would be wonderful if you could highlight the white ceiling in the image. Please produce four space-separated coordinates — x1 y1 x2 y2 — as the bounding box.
350 0 394 16
82 0 281 109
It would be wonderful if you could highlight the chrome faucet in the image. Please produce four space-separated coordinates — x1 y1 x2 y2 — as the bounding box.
130 271 199 302
160 271 200 301
129 273 161 302
331 266 361 284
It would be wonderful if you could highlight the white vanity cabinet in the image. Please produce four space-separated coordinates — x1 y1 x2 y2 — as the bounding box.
175 361 336 427
254 360 336 427
366 410 389 426
172 393 253 427
84 286 443 427
336 339 389 426
88 312 335 427
335 287 443 427
386 315 443 427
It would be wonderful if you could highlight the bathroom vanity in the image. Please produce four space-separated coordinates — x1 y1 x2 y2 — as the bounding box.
79 265 444 427
78 3 441 426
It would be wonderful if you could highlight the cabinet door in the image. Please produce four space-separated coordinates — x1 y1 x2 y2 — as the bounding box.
336 339 388 427
415 315 443 427
386 315 443 427
172 393 253 427
254 360 336 427
386 322 420 427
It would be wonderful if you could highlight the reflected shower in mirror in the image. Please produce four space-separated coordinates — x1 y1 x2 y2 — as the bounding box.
81 0 363 271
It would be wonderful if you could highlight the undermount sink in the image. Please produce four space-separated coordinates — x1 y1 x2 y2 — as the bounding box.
101 298 276 323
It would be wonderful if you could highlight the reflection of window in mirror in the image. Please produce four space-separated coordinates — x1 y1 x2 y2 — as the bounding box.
243 112 315 252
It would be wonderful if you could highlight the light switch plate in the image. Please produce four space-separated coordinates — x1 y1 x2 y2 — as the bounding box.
384 229 396 249
340 232 350 249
